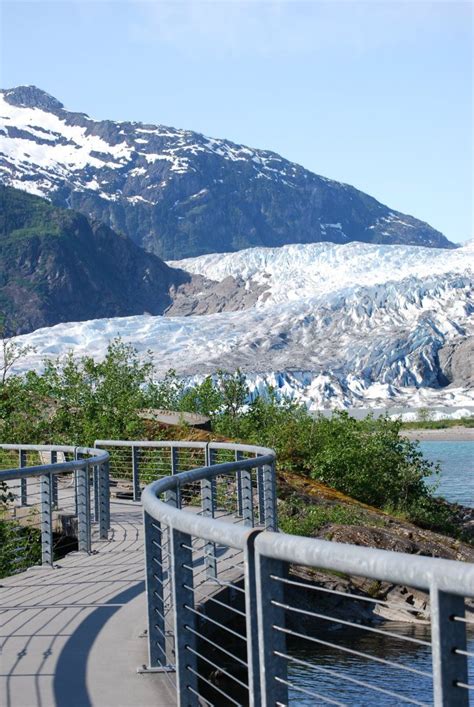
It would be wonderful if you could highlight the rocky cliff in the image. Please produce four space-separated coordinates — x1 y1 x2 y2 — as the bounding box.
0 185 190 333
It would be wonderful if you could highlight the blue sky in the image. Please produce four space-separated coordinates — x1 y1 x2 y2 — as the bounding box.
1 0 472 243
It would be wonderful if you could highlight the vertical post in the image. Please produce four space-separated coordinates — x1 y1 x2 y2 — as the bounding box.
164 482 179 640
132 445 140 502
170 446 181 508
170 528 198 706
76 463 91 553
244 529 263 707
257 457 265 526
74 448 81 516
98 462 109 540
202 446 217 578
144 511 170 669
165 470 180 511
93 464 100 522
50 450 58 509
431 586 469 706
19 449 27 506
255 549 288 707
236 449 243 517
203 446 217 514
241 464 254 528
103 460 111 530
171 446 179 475
40 472 53 566
262 462 277 531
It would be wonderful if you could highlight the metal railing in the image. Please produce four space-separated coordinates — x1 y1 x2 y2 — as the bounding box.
139 440 474 707
1 439 472 705
0 444 110 574
94 439 276 527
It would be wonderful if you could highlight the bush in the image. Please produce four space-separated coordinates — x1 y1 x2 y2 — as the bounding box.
278 495 373 536
0 519 41 578
216 397 443 524
0 341 452 533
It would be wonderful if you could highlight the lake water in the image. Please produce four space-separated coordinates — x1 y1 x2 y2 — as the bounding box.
288 440 473 704
287 627 473 705
421 440 474 508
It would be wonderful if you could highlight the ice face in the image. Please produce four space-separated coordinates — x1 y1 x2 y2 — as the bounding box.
6 241 474 410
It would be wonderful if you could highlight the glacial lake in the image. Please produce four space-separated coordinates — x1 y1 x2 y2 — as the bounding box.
288 440 473 704
421 440 474 508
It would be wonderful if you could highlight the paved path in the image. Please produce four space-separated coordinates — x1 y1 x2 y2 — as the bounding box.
0 500 176 707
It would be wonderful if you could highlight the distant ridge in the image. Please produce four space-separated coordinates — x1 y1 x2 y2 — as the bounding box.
0 85 454 259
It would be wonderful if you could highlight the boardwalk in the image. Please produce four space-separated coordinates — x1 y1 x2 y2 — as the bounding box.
0 500 176 707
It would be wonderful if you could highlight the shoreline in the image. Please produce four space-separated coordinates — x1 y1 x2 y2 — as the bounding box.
401 426 474 442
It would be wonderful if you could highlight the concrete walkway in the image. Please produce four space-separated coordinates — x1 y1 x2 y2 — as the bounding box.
0 501 176 707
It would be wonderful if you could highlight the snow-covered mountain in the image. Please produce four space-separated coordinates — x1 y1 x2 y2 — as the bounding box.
0 85 453 259
7 241 473 411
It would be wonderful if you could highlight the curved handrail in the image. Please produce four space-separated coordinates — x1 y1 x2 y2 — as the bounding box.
0 444 109 481
141 444 474 596
254 528 474 597
142 448 275 550
96 439 208 450
140 439 474 705
0 444 111 562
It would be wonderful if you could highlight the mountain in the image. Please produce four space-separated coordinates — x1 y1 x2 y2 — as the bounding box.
0 85 454 260
8 241 473 410
0 185 191 334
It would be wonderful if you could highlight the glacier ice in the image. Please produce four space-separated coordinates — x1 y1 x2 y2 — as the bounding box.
5 241 474 411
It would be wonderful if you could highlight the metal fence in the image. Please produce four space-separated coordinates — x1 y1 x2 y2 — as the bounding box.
94 439 275 527
139 441 474 707
0 444 110 574
1 439 472 705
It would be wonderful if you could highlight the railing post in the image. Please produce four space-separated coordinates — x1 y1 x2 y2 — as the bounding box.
74 448 81 516
431 586 469 706
50 451 58 508
235 450 243 516
202 445 217 578
256 456 265 526
92 464 99 522
170 527 198 706
143 511 172 670
241 463 254 528
19 449 27 506
98 462 109 540
171 446 179 475
244 529 263 707
40 472 53 566
170 445 181 508
132 445 140 502
255 549 288 707
165 468 180 510
101 459 111 531
262 462 277 531
76 462 91 553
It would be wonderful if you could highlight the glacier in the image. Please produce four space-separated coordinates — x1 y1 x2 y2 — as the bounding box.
5 240 474 412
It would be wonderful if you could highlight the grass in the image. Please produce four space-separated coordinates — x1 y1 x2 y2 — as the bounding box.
278 495 386 537
401 416 474 430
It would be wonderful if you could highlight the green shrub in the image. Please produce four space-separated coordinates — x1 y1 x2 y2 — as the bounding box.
0 341 456 535
0 519 41 578
278 496 374 536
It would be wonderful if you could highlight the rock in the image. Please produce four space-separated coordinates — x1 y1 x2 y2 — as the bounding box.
438 336 474 388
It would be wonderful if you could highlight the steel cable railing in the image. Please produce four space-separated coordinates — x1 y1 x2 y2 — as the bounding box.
0 444 110 576
139 440 474 707
2 438 472 705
